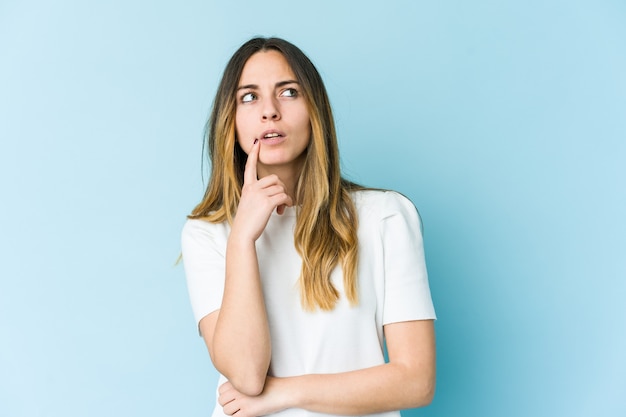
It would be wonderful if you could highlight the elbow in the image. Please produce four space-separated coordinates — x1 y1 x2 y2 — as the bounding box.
419 382 436 407
210 345 270 396
228 372 267 396
409 378 436 408
400 369 435 409
212 358 268 395
212 353 268 396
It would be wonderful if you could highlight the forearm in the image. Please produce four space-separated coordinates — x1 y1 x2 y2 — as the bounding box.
280 361 435 415
211 236 271 395
220 362 435 416
217 322 435 416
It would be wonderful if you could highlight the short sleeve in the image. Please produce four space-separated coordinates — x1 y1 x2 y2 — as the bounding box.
181 219 228 330
380 192 436 325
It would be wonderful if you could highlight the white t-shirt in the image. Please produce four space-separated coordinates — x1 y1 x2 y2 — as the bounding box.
181 190 436 417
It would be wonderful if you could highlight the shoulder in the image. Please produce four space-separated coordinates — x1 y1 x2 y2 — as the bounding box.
181 217 215 238
351 189 421 224
181 218 230 250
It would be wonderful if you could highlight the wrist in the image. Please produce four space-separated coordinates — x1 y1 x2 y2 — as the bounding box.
283 375 307 410
227 232 256 251
267 376 303 411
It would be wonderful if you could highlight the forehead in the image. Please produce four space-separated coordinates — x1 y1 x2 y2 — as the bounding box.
239 50 296 84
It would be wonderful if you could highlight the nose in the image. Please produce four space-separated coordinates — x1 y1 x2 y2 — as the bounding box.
261 98 281 121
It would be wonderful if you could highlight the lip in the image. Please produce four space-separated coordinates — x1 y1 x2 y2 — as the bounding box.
260 129 286 139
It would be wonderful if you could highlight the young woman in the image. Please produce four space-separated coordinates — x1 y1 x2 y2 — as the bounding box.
181 37 436 417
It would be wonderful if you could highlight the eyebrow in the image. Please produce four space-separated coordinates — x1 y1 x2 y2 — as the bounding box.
237 80 300 91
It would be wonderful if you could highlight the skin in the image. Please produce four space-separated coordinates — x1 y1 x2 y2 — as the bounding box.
200 50 436 415
200 50 304 396
217 320 435 416
235 49 312 199
201 138 290 396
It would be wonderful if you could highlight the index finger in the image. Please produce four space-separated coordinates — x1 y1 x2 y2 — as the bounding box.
243 138 259 185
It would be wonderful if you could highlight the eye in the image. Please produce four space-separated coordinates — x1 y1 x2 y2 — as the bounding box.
280 88 298 98
240 92 256 103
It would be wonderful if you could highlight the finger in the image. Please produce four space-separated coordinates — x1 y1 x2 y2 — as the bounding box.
243 138 259 185
223 402 240 416
255 175 294 203
218 391 236 407
270 194 293 214
257 184 290 198
218 381 232 394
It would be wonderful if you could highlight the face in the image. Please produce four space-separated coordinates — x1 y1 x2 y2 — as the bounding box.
235 50 311 177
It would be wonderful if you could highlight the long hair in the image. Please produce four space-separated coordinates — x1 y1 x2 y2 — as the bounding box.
190 37 361 310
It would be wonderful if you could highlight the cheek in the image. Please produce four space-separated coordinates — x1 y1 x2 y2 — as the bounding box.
234 111 248 143
295 108 311 134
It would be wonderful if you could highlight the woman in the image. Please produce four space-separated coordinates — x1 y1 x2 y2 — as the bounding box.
182 37 436 417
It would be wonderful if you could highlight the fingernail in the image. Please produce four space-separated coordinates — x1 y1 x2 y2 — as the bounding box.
254 138 258 144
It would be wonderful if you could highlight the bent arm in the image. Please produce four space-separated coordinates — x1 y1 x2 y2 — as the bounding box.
219 320 435 416
199 141 293 396
201 236 271 396
289 320 435 414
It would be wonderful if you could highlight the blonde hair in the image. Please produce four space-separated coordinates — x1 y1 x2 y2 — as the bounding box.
190 37 362 310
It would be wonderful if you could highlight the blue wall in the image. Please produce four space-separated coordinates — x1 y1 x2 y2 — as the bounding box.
1 1 624 416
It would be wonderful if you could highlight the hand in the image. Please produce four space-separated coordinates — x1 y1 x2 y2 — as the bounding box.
231 139 293 242
218 377 289 417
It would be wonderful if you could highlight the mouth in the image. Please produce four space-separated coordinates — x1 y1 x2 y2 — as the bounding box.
261 129 285 140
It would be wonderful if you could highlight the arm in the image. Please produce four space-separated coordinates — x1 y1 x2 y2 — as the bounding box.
200 239 269 396
218 319 436 416
202 139 293 396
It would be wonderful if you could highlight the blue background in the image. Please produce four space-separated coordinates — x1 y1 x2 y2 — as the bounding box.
1 1 625 416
